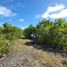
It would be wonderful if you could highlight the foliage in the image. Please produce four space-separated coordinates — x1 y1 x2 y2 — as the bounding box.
0 23 23 56
23 24 37 39
24 18 67 52
0 34 9 56
2 23 23 40
36 19 67 51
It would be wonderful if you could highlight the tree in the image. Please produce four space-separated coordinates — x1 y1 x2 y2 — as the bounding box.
36 18 67 51
2 23 23 40
23 25 37 39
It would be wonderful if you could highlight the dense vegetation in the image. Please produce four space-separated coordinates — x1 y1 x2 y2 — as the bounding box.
0 18 67 57
0 23 23 57
24 18 67 52
23 24 37 39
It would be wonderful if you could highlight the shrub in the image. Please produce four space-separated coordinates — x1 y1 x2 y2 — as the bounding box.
36 19 67 51
0 35 9 56
2 23 23 40
23 24 37 39
0 23 23 57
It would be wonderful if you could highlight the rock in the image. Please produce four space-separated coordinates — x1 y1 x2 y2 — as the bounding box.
60 59 67 65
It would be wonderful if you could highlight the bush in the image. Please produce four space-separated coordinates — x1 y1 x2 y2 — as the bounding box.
0 35 9 56
2 23 23 40
0 23 23 57
36 19 67 51
23 19 67 52
23 25 37 39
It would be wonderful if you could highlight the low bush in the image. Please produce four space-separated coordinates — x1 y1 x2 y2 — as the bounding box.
23 25 37 39
0 23 23 57
0 35 9 56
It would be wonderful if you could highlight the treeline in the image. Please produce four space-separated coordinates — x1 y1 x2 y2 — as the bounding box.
0 23 23 57
23 18 67 52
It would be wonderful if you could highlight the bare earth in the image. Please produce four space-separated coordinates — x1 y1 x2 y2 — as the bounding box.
0 39 67 67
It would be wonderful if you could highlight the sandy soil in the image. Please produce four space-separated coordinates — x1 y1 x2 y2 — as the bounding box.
0 39 67 67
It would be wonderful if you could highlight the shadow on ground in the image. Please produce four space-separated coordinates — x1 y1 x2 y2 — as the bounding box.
24 41 67 58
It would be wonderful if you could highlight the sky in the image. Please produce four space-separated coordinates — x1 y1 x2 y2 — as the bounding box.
0 0 67 29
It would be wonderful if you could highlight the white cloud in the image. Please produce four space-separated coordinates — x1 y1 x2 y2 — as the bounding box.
20 18 24 22
0 6 16 17
49 9 67 18
47 4 65 13
41 4 67 19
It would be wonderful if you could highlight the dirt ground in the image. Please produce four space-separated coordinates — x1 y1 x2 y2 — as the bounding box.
0 39 67 67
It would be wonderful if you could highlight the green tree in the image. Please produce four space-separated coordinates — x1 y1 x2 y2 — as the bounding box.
36 18 67 51
2 23 23 40
23 24 37 39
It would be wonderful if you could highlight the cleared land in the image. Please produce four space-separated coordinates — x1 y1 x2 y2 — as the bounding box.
0 39 67 67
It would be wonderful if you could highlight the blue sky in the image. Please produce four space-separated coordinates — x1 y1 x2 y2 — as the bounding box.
0 0 67 29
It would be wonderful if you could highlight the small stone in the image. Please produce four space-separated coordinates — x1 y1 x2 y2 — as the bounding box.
60 59 67 65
